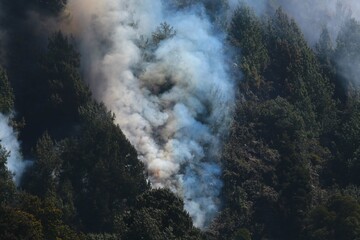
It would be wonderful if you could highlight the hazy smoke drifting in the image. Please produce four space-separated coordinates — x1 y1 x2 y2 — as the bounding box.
62 0 234 228
233 0 360 88
0 113 29 184
236 0 359 45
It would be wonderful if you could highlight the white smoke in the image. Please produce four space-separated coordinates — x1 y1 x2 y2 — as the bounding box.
0 113 29 184
62 0 234 228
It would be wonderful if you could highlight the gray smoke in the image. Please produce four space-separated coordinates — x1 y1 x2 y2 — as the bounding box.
0 113 30 184
268 0 354 45
230 1 360 88
233 0 357 45
62 0 235 228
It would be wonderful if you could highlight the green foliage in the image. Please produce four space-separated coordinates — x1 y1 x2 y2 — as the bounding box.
0 145 16 205
0 4 203 238
265 9 336 133
35 0 67 14
41 31 91 117
0 206 44 240
331 99 360 185
335 18 360 95
20 31 92 145
338 101 360 158
4 20 199 237
254 97 305 147
22 132 61 197
233 228 252 240
4 1 360 239
304 195 360 240
229 5 269 98
21 101 150 234
152 22 176 45
118 189 203 240
315 28 336 83
3 0 68 15
18 192 84 240
86 233 118 240
215 6 340 240
0 67 14 114
138 22 176 63
59 101 149 232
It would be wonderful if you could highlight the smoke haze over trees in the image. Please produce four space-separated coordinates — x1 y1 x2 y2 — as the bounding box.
2 0 360 239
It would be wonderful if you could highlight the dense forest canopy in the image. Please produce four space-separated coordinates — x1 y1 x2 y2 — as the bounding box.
1 0 360 239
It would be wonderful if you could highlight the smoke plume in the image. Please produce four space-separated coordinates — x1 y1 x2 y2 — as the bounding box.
0 113 29 184
62 0 234 228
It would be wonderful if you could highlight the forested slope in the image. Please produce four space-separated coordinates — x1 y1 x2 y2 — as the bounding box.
1 1 360 240
211 6 360 240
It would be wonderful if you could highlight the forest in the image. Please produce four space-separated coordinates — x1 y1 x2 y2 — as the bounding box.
1 0 360 239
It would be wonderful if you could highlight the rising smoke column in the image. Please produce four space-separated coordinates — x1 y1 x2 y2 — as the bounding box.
0 113 29 184
62 0 235 228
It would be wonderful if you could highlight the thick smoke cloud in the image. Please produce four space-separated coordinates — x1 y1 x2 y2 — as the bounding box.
0 113 29 184
62 0 234 228
270 0 355 45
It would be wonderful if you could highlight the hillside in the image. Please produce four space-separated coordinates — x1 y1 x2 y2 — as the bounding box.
1 1 360 240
